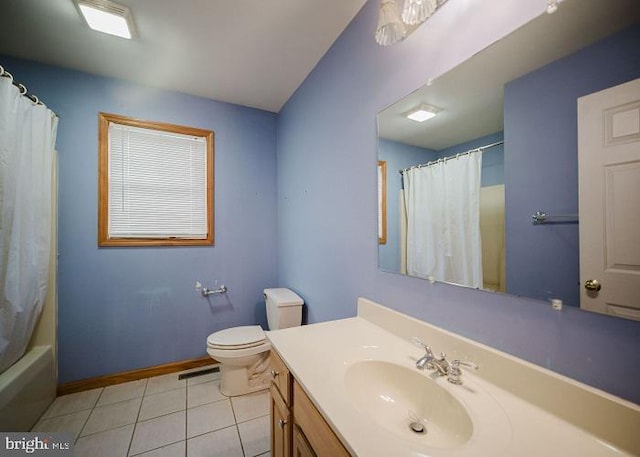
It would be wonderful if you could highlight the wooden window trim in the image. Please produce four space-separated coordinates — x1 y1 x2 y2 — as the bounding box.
98 112 214 247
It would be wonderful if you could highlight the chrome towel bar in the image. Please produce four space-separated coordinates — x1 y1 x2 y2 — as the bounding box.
532 211 579 225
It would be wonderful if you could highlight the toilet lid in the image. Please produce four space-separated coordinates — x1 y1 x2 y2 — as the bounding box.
207 325 266 350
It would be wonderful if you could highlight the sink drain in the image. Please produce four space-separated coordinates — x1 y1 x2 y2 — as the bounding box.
408 410 428 434
409 421 426 434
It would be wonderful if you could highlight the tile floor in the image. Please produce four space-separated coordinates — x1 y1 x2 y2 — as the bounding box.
32 365 271 457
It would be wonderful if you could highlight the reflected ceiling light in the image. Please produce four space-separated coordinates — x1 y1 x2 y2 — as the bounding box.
375 0 406 46
402 0 438 26
75 0 135 39
405 104 441 122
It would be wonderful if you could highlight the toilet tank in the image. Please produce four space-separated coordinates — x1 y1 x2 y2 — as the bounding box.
264 288 304 330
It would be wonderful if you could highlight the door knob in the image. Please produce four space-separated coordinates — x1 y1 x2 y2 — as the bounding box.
584 279 601 291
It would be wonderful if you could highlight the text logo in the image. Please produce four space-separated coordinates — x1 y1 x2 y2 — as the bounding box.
1 433 73 456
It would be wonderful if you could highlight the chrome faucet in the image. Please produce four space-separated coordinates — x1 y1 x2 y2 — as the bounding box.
447 360 479 384
415 347 436 370
411 337 446 372
426 353 451 376
411 337 478 384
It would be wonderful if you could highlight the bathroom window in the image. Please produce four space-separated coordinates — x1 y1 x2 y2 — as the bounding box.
98 113 214 246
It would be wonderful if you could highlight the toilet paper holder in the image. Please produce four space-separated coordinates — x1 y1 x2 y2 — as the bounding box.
195 280 227 296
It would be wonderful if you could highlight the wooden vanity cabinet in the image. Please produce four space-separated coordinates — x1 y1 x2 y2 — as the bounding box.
269 349 352 457
270 382 291 457
270 348 291 402
292 380 351 457
270 350 293 457
293 423 316 457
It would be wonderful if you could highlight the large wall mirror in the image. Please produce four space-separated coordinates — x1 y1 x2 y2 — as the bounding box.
377 0 640 319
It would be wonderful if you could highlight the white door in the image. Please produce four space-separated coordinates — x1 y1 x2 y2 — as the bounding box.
578 78 640 320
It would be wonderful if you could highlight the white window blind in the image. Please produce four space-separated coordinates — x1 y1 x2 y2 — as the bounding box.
108 123 208 239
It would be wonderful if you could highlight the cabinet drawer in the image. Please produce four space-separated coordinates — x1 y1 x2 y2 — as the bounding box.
270 349 292 405
293 380 351 457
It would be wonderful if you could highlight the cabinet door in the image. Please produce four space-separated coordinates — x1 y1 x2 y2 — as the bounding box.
270 383 291 457
293 425 317 457
293 380 351 457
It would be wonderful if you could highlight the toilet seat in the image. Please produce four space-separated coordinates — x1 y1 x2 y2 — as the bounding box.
207 325 266 351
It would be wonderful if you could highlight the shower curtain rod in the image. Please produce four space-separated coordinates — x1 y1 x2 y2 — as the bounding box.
0 65 57 117
399 140 503 174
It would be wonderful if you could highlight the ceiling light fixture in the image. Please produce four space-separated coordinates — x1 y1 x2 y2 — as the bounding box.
401 0 438 26
376 0 449 45
75 0 135 39
375 0 406 46
405 104 441 122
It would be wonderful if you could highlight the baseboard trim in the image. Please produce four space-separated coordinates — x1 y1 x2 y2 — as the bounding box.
57 356 217 396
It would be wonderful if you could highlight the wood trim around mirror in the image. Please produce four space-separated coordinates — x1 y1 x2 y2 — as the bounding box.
378 160 387 245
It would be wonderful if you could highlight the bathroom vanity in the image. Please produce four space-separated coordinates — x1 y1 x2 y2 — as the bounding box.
266 298 640 457
269 349 349 457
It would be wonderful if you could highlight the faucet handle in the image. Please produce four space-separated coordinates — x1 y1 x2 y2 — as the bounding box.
447 360 479 385
410 337 434 357
452 360 479 370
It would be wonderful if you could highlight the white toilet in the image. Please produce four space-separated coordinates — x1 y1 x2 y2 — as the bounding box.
206 288 303 396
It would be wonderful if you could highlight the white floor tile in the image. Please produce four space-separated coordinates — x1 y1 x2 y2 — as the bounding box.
187 380 226 408
187 426 243 457
145 373 186 396
74 424 134 457
237 415 270 457
187 399 235 438
139 389 186 421
37 369 275 457
81 397 142 437
129 411 186 456
43 388 103 419
129 440 185 457
32 409 91 441
98 379 147 407
230 390 269 423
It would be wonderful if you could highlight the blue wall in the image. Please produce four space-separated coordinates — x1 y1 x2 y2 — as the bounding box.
504 24 640 307
377 139 437 273
1 56 278 384
277 1 640 404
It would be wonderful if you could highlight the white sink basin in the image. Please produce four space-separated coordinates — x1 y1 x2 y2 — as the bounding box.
344 360 473 449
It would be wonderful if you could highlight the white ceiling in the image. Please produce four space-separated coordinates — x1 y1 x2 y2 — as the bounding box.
0 0 367 112
378 0 640 151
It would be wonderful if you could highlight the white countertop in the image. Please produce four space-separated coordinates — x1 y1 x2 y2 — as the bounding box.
266 301 637 457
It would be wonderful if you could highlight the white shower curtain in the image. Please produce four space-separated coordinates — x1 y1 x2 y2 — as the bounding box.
402 152 482 288
0 76 58 373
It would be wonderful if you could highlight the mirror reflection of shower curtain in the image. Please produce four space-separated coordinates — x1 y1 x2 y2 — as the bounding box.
402 152 482 288
0 77 58 373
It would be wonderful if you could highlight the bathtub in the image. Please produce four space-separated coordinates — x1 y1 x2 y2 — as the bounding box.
0 345 56 431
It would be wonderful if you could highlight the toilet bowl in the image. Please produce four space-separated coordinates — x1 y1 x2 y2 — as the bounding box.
206 288 303 396
207 325 271 396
